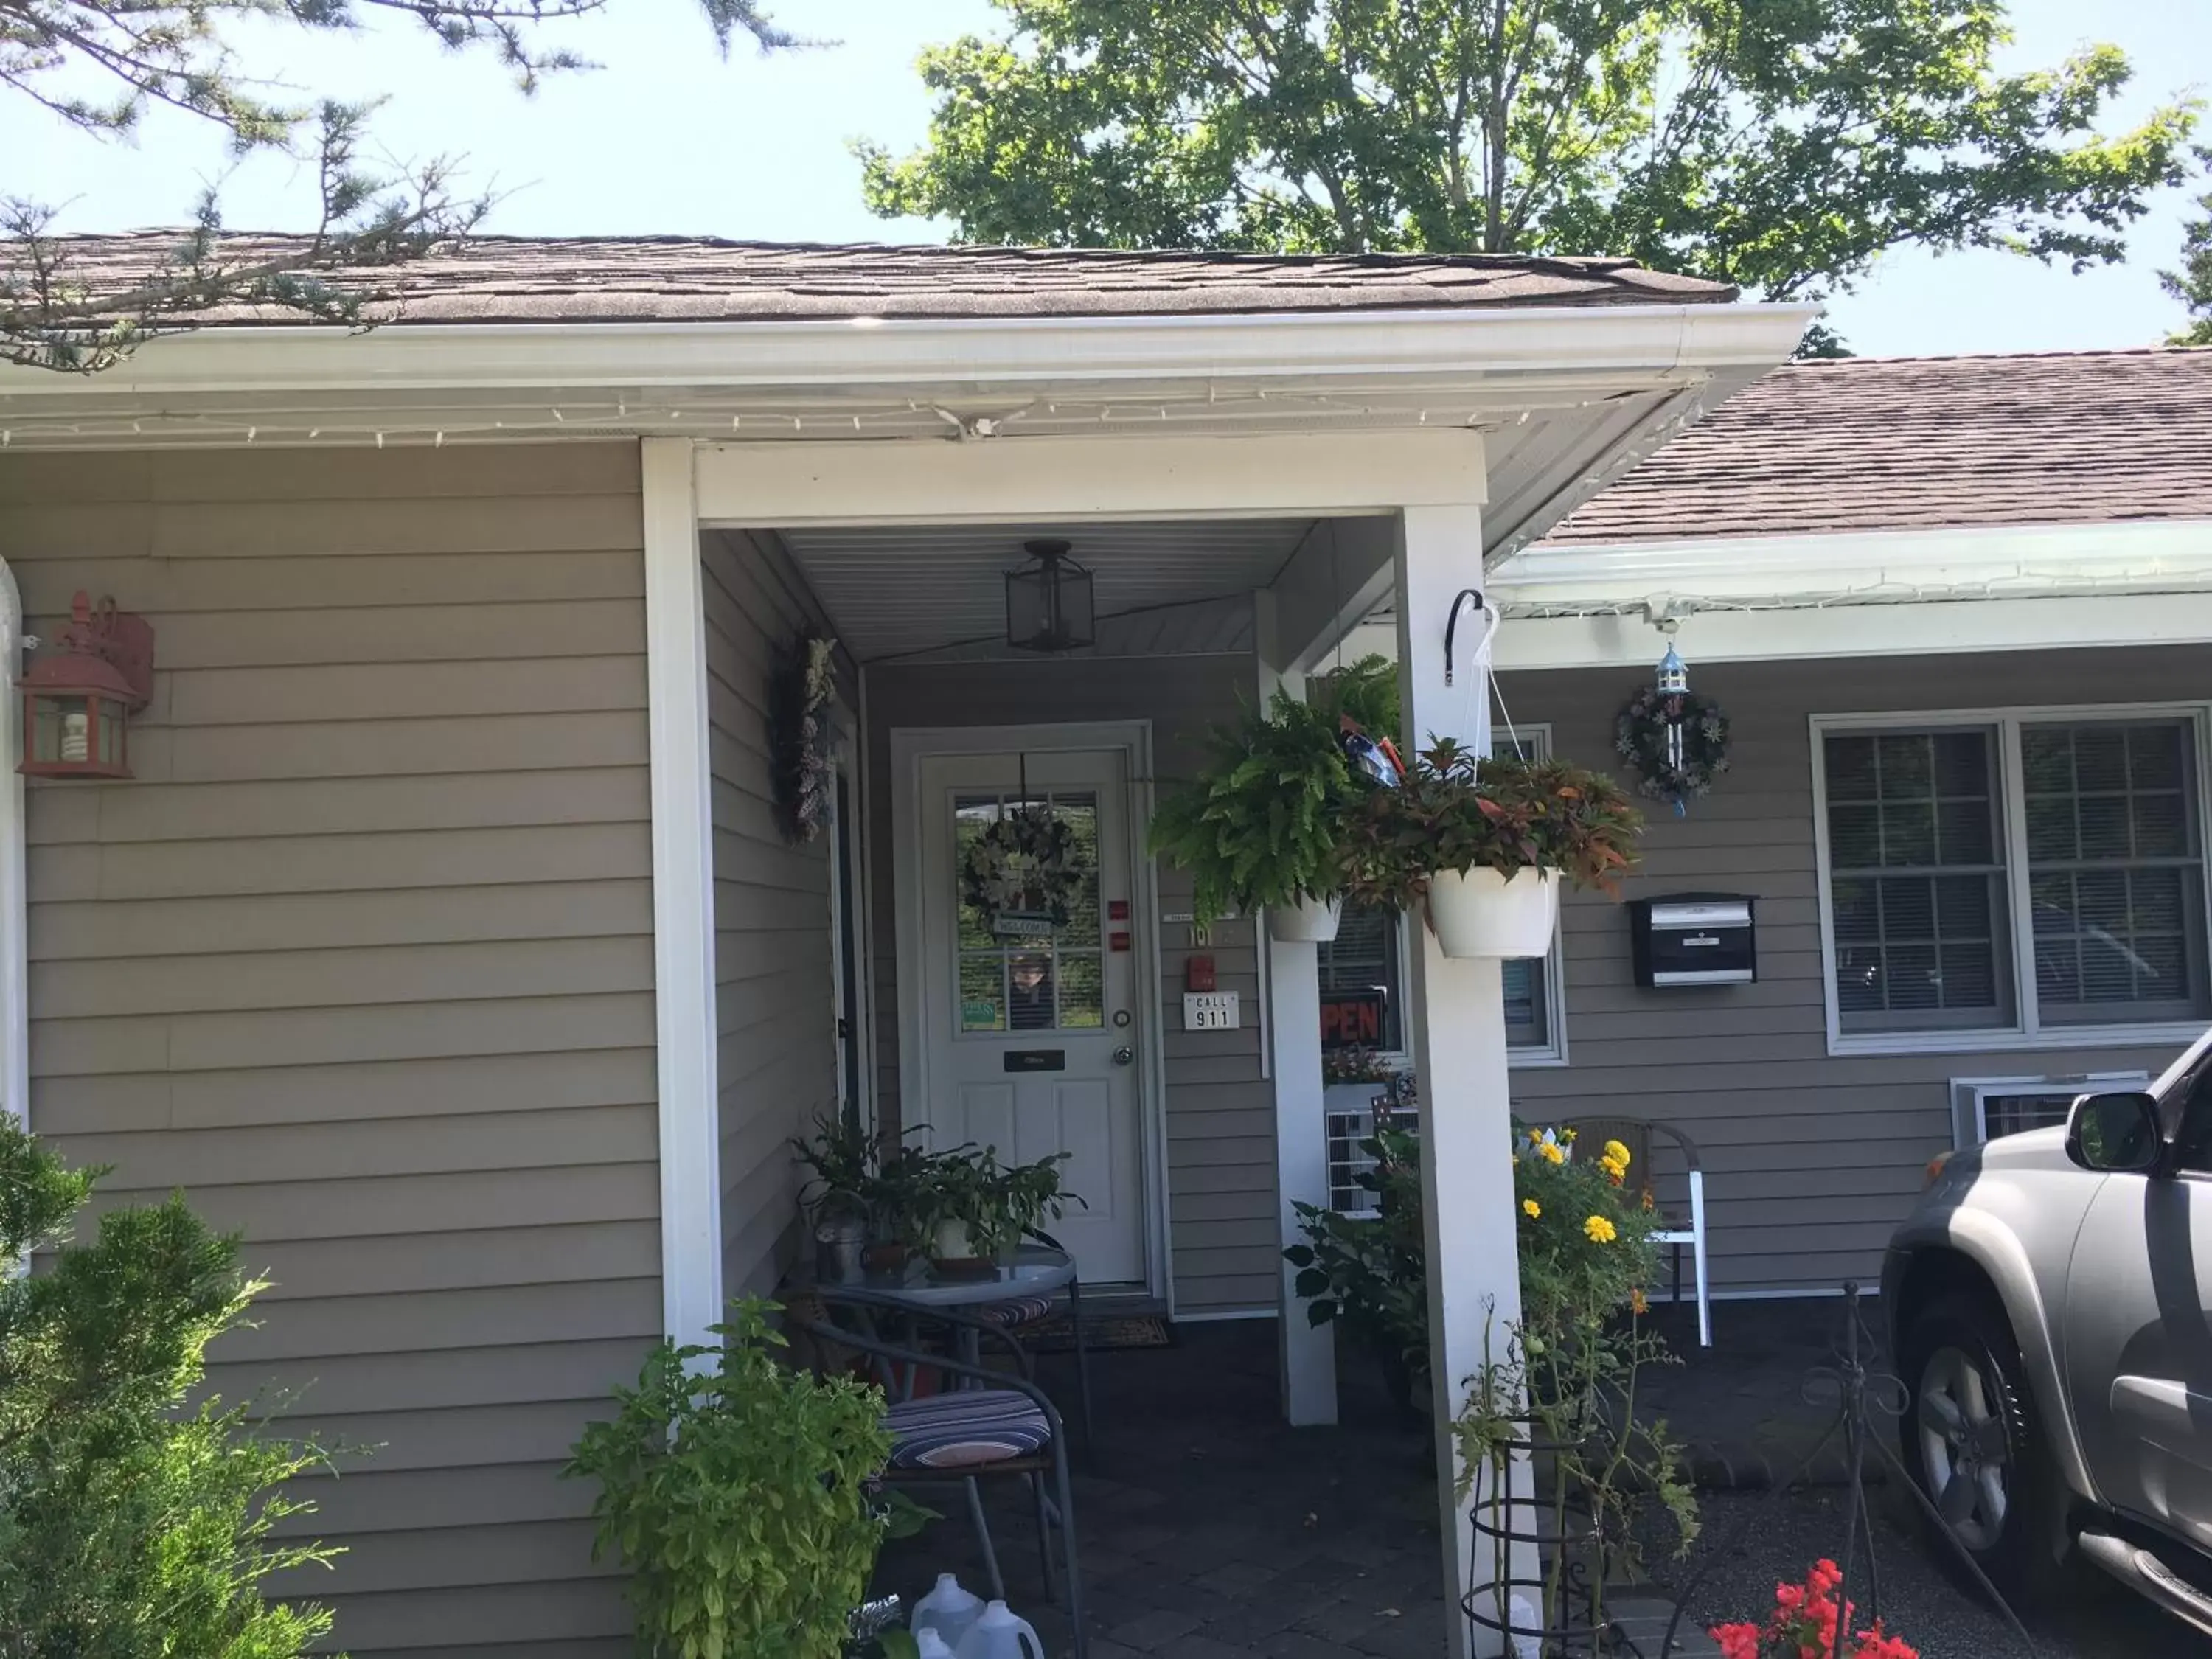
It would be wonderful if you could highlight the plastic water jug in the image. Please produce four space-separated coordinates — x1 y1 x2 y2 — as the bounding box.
914 1635 956 1659
952 1599 1045 1659
910 1573 985 1652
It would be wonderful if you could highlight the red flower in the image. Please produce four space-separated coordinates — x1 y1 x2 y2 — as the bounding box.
1710 1622 1761 1659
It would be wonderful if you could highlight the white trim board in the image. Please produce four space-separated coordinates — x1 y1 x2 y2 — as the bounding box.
641 439 724 1346
0 563 26 1133
697 431 1487 526
1808 700 2212 1060
886 721 1173 1307
1343 589 2212 672
1497 518 2212 593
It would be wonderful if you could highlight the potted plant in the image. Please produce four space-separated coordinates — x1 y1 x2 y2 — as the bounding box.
1710 1561 1918 1659
916 1145 1081 1270
1151 656 1399 943
792 1116 941 1273
1341 741 1641 959
1453 1126 1695 1653
1284 1116 1430 1419
566 1298 931 1659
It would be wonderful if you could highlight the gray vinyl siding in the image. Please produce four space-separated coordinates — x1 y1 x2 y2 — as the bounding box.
2 444 658 1658
700 529 843 1297
1502 644 2212 1295
863 652 1278 1315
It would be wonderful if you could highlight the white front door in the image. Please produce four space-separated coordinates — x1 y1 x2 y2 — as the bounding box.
914 745 1147 1286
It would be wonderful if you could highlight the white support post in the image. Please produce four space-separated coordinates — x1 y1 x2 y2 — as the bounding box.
641 438 724 1349
1256 591 1338 1426
1393 505 1531 1659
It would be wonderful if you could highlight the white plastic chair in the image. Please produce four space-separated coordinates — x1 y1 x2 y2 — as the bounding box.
1562 1115 1712 1348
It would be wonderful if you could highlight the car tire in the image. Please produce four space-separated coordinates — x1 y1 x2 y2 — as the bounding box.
1898 1291 2059 1601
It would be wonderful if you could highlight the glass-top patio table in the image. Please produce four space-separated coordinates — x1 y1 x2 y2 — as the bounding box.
847 1245 1077 1380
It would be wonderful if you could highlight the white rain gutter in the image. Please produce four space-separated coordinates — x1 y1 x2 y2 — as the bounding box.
0 300 1818 403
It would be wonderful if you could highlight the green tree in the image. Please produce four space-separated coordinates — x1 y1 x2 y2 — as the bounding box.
2 0 796 370
0 1115 337 1658
860 0 2197 319
2165 148 2212 347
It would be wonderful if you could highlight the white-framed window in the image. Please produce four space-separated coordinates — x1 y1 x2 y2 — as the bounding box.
1947 1072 2152 1147
1813 706 2212 1055
1316 724 1569 1067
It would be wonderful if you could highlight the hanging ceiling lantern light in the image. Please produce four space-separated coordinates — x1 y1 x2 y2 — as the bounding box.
19 592 155 781
1004 538 1096 653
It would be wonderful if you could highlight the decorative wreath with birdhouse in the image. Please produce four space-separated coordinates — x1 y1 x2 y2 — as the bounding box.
959 805 1083 936
769 633 838 844
1615 683 1731 805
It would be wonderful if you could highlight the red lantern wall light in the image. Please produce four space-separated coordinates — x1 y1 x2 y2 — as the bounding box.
19 593 154 780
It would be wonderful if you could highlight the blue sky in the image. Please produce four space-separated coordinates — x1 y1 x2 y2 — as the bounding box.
10 0 2206 356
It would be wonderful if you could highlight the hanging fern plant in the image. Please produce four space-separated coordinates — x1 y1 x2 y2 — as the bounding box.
769 633 838 844
1150 656 1402 933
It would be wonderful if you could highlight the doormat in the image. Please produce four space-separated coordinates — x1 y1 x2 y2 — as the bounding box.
1024 1314 1173 1353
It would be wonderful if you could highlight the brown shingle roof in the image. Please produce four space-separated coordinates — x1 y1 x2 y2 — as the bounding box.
1544 349 2212 543
31 232 1736 324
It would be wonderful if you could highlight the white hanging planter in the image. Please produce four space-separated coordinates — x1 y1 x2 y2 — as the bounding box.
1425 867 1560 959
1270 894 1343 944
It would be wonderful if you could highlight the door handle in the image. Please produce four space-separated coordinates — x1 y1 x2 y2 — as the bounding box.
1112 1045 1134 1066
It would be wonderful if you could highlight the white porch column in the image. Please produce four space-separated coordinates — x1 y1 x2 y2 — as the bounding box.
1393 505 1530 1659
1256 592 1338 1427
641 438 724 1349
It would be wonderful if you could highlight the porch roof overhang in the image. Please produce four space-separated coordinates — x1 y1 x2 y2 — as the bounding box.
0 300 1813 563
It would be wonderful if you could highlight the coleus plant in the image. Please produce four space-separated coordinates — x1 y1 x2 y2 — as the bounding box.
1710 1560 1919 1659
1338 739 1642 911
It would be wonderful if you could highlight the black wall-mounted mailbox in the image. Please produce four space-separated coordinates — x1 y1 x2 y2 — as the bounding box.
1630 894 1756 988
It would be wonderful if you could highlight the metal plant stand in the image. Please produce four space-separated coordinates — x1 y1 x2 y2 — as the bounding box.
1651 1284 2037 1659
1464 1284 2040 1658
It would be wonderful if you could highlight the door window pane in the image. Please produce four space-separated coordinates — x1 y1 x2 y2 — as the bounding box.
1823 728 2014 1032
950 790 1107 1036
2023 720 2209 1026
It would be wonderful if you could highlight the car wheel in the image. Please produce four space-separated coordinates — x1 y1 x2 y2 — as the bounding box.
1899 1293 2051 1596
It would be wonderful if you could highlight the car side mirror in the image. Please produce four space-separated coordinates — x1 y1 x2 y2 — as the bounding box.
2066 1091 2163 1173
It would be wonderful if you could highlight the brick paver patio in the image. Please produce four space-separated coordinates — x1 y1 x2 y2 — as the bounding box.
872 1319 1453 1658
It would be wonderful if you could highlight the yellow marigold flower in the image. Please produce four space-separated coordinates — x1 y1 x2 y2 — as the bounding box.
1538 1141 1566 1166
1641 1188 1656 1213
1560 1127 1578 1142
1603 1139 1632 1168
1583 1214 1617 1244
1528 1128 1544 1144
1522 1199 1541 1219
1630 1288 1649 1316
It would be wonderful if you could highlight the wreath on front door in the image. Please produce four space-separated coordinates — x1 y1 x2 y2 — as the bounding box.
1615 684 1732 806
959 804 1082 936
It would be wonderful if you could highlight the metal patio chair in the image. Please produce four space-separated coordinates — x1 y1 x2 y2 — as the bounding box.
967 1226 1096 1458
787 1288 1087 1657
1560 1114 1712 1348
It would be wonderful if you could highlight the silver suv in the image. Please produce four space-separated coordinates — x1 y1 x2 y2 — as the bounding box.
1884 1029 2212 1636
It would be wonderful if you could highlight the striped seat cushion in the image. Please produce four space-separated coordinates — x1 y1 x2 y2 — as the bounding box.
974 1295 1057 1327
886 1389 1053 1470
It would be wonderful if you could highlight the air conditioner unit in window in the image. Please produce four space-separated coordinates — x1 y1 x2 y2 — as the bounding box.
1947 1072 2151 1148
1325 1102 1420 1214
